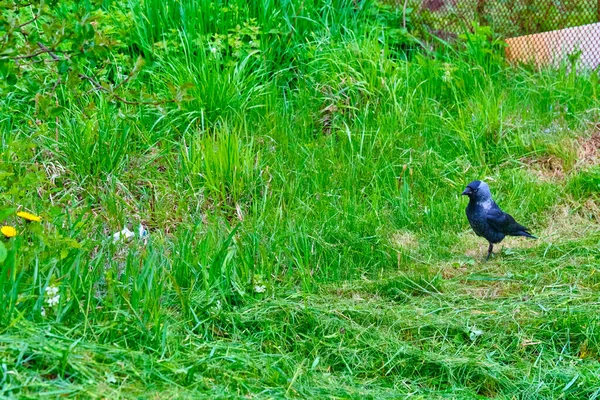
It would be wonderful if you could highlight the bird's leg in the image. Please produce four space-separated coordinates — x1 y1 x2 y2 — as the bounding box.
485 243 494 261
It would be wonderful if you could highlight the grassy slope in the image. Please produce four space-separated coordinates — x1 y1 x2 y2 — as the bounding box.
1 1 600 398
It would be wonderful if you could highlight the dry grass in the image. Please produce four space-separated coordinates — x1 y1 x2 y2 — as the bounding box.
577 131 600 168
521 128 600 182
522 154 565 181
390 230 420 250
543 202 600 240
454 231 537 260
463 281 521 299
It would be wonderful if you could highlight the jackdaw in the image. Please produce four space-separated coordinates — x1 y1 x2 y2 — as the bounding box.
462 180 536 260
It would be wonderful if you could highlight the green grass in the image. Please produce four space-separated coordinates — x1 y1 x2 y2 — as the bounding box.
1 0 600 398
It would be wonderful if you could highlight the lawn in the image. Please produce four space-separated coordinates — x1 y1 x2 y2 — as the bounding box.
1 1 599 398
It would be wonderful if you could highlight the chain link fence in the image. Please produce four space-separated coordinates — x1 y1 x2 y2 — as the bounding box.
411 0 600 70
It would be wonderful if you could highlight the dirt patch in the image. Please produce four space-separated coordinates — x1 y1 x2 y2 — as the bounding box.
577 132 600 167
521 155 565 181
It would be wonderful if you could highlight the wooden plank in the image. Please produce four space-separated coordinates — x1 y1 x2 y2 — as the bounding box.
505 22 600 70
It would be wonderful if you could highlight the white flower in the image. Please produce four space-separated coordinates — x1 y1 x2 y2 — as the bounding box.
46 295 60 307
46 286 59 296
45 285 60 308
254 285 266 293
40 307 46 317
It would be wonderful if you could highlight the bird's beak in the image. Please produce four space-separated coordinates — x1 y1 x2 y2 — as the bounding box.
461 188 470 196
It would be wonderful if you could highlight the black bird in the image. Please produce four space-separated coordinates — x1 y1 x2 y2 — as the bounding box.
462 180 536 260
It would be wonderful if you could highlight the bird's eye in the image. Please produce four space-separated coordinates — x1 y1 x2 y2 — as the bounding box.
473 188 478 193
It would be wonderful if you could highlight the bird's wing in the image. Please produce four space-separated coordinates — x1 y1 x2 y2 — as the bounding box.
485 206 527 235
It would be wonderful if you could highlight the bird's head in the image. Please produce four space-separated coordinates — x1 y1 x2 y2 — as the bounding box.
461 180 492 200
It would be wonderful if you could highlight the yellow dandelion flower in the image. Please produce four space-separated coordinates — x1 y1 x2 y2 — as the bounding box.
1 226 17 238
17 211 42 222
